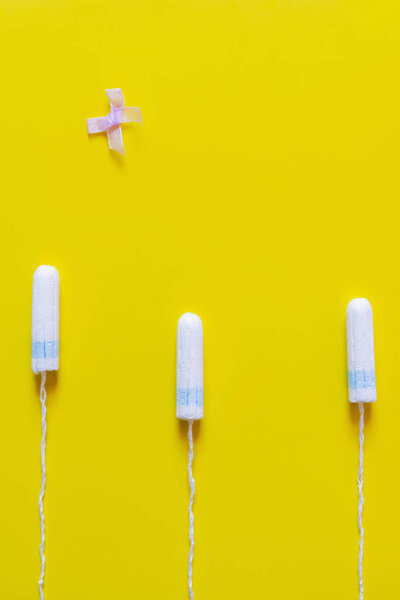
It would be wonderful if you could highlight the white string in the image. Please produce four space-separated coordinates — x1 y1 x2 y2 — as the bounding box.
39 371 47 600
357 401 364 600
188 420 195 600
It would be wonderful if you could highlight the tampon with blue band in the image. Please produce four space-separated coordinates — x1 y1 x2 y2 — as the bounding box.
176 313 203 600
177 312 204 421
346 298 376 404
346 298 376 600
32 265 59 600
32 265 59 374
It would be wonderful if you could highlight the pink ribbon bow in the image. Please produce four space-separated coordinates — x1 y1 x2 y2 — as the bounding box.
87 88 142 155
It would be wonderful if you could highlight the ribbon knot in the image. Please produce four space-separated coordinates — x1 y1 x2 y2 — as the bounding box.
107 107 122 128
87 88 142 155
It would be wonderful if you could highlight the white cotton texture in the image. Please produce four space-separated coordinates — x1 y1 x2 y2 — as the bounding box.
32 265 60 374
176 313 204 420
346 298 376 403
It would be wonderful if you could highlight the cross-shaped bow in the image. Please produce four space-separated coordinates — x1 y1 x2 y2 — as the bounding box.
87 88 142 155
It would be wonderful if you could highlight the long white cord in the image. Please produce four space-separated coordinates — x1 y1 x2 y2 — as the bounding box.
188 420 195 600
357 401 364 600
39 371 47 600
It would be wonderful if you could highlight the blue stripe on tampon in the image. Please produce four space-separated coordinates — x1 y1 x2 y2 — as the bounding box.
31 340 59 359
348 370 376 389
177 388 203 407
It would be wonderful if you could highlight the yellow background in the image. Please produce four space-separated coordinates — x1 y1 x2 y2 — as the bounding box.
0 0 399 598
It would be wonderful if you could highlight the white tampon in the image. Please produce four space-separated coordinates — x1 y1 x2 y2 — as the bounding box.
346 298 376 404
176 313 203 600
32 265 59 600
177 313 203 421
32 265 60 374
346 298 376 600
